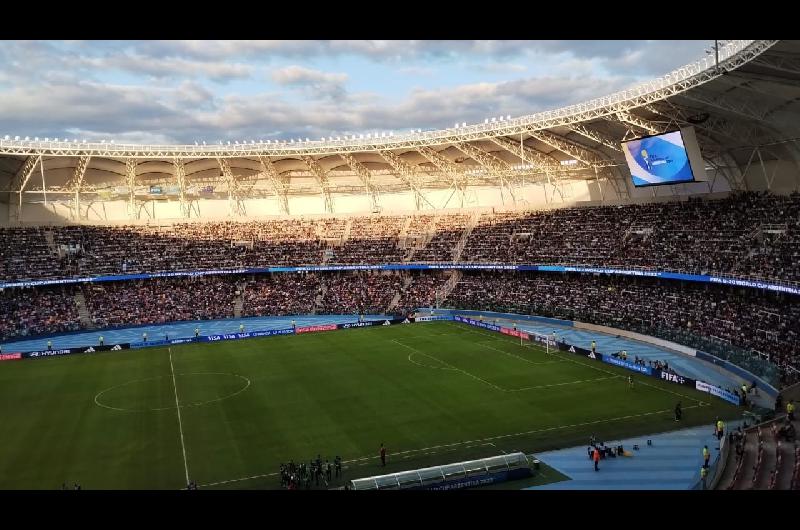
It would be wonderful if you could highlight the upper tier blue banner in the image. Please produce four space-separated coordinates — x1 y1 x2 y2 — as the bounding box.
1 263 797 296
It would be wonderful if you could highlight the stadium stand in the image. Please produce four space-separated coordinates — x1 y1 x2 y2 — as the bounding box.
1 192 798 283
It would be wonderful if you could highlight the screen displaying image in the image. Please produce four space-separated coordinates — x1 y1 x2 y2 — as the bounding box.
622 130 696 187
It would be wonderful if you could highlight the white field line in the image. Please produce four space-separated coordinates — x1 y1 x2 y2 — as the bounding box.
391 339 506 392
198 404 704 488
507 375 619 392
398 338 620 393
406 353 455 371
473 339 567 366
169 348 190 485
446 321 707 406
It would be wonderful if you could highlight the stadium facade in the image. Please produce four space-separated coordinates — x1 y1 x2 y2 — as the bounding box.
1 39 799 225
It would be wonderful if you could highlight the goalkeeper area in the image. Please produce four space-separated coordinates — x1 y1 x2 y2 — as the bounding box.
0 320 739 489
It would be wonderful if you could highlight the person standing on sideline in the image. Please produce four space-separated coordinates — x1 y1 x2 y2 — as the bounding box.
142 332 147 342
675 401 682 422
291 319 296 330
700 466 708 489
593 447 600 471
99 335 104 346
591 340 597 354
716 419 724 441
380 443 387 467
703 445 710 468
787 400 795 421
194 327 200 338
239 323 245 333
47 340 52 351
628 375 634 389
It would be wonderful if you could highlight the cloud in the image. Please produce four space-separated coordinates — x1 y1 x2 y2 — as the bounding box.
75 53 253 81
474 62 528 73
270 65 349 100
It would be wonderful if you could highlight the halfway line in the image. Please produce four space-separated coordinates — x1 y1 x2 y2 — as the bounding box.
169 348 190 486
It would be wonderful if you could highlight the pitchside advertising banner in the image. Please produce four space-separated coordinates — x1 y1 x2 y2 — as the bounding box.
0 353 23 361
23 343 129 358
454 314 742 405
3 264 797 296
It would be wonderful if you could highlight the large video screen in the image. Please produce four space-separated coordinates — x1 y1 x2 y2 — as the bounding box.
622 129 702 187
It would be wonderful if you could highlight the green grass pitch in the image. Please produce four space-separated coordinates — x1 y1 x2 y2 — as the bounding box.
0 321 739 489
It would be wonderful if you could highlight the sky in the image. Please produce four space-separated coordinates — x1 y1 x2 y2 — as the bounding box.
0 40 713 145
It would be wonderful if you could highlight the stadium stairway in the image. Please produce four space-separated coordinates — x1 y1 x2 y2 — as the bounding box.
526 424 723 490
73 289 95 330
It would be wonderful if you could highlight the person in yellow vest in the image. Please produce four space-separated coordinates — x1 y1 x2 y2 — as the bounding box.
99 335 104 346
239 324 245 333
788 400 796 421
591 340 596 354
703 445 710 468
700 466 708 489
716 419 724 441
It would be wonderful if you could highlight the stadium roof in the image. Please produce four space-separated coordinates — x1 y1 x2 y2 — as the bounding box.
2 39 798 215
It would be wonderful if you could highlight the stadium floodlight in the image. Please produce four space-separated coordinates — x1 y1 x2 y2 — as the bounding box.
506 115 511 120
44 137 49 141
202 141 206 145
34 137 39 141
484 119 488 124
359 134 364 139
227 141 231 145
24 136 29 141
14 136 20 140
305 138 309 142
491 118 496 122
3 135 9 140
462 123 466 127
83 139 87 143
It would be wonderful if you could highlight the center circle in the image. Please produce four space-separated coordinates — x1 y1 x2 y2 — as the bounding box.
94 372 251 412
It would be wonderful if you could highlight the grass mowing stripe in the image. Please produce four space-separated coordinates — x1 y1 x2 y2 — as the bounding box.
198 403 704 488
390 339 505 391
169 348 190 486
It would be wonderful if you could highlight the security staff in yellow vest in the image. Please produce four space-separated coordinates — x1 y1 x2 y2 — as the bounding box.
591 340 596 353
703 445 710 467
716 419 724 441
700 466 708 489
788 401 796 421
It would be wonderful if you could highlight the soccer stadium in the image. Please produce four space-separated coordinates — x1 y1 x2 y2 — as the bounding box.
0 39 798 491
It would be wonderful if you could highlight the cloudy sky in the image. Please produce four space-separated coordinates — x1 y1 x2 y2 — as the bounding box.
0 40 712 145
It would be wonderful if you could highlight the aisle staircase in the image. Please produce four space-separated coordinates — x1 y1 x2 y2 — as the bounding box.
452 211 480 262
74 289 95 330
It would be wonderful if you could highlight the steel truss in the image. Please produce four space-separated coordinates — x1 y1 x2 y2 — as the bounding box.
301 156 335 213
216 158 247 217
415 146 469 208
379 150 435 210
173 158 192 218
258 156 291 215
126 159 138 220
340 153 380 211
0 41 774 159
64 155 91 221
453 142 517 206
